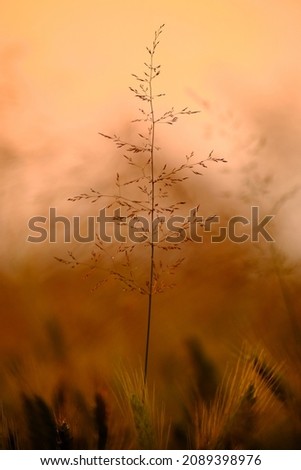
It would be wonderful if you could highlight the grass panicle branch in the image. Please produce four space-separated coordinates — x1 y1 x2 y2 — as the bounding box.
57 25 226 388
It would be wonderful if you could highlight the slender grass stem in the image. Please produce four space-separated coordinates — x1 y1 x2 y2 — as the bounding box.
144 46 156 386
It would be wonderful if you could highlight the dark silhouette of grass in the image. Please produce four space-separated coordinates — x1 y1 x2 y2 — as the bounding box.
23 395 57 450
94 392 108 449
186 337 219 405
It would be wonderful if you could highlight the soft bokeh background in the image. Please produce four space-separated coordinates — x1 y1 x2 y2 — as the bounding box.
1 0 301 261
1 0 301 441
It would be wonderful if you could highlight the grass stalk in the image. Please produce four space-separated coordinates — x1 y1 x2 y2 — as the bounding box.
144 30 157 387
59 23 226 403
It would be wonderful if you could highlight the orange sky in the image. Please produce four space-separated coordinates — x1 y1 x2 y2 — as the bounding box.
1 0 301 267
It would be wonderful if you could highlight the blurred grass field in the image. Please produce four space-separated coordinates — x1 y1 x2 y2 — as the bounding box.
1 195 301 448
